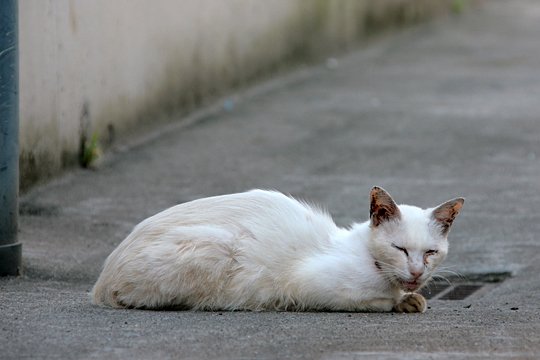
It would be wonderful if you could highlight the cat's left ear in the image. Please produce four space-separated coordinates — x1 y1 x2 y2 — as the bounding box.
432 198 465 235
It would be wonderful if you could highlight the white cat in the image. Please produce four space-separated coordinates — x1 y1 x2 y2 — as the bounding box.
91 187 464 313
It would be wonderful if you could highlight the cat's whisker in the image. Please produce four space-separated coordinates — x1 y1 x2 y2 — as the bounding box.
433 267 464 281
431 274 452 285
374 259 409 278
436 264 462 274
374 261 411 287
430 266 466 287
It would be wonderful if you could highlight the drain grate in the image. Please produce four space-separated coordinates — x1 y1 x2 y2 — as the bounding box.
438 284 484 300
420 283 451 300
419 272 511 301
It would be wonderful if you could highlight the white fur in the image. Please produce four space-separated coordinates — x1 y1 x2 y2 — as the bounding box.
91 189 454 311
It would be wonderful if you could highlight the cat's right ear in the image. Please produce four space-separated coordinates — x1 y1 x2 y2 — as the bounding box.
370 187 401 227
431 198 465 235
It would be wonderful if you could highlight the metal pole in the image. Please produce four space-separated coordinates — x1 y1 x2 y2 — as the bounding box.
0 0 22 276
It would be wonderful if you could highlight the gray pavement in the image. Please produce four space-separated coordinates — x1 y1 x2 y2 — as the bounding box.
2 0 540 358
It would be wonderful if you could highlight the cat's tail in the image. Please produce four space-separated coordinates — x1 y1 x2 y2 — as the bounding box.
90 261 128 308
91 232 142 308
91 275 122 308
90 281 107 307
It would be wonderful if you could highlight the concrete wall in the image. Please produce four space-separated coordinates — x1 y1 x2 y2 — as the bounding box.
19 0 457 191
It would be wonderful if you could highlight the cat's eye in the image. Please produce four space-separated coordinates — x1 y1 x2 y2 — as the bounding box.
425 249 439 256
391 243 408 257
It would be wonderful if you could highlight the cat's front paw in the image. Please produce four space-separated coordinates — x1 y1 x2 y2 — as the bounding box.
394 293 427 313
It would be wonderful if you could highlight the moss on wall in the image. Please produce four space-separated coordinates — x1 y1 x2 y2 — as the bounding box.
19 0 467 192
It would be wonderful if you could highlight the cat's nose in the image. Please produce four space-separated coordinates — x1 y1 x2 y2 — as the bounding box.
410 270 423 280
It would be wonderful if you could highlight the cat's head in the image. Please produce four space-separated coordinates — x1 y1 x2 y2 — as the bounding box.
367 186 464 293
